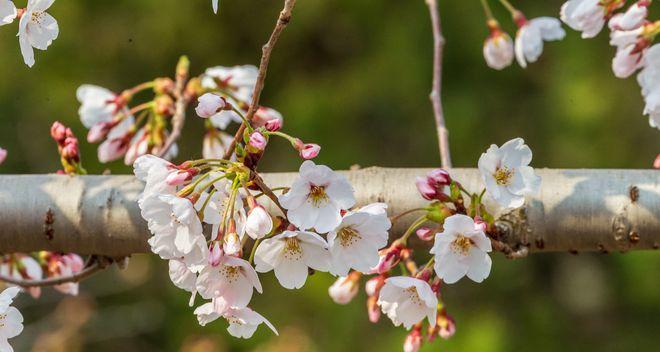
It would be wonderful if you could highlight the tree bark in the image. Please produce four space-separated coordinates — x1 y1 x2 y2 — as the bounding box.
0 168 658 256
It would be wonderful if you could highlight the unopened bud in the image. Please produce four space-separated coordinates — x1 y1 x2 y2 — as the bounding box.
154 77 175 95
154 94 175 116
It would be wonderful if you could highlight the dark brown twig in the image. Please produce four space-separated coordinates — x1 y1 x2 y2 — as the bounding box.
251 172 288 215
223 0 298 160
0 256 114 288
157 56 190 158
425 0 452 168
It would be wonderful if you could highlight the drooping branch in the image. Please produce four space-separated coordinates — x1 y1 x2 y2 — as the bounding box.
0 255 119 288
0 169 658 256
223 0 298 159
424 0 452 169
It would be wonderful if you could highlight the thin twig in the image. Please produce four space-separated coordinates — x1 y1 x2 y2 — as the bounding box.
0 257 111 288
223 0 298 160
425 0 452 168
251 172 287 215
157 56 190 158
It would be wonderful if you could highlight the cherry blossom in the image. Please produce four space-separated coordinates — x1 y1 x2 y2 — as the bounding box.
194 300 278 339
478 137 541 209
77 85 123 128
196 254 262 308
609 25 651 78
133 154 177 200
514 15 565 68
0 287 23 352
609 1 649 31
327 203 391 276
201 65 258 102
51 254 84 296
279 160 355 233
403 326 423 352
0 147 6 165
560 0 612 39
430 214 493 284
254 230 331 289
483 20 514 70
0 0 16 25
168 259 198 305
252 107 283 129
638 44 660 128
18 0 59 67
328 272 360 305
377 276 438 330
0 255 43 298
139 194 207 268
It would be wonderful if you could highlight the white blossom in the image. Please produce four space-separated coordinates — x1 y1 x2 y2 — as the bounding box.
254 230 331 289
327 203 391 276
610 27 645 78
478 138 541 209
377 277 438 330
609 2 648 31
168 259 198 306
211 0 219 14
483 31 514 70
515 17 565 68
0 0 16 25
279 160 355 234
560 0 606 39
196 254 262 309
139 194 208 268
638 44 660 129
194 300 278 339
18 0 59 67
430 214 493 284
133 154 177 201
201 65 258 102
0 287 23 352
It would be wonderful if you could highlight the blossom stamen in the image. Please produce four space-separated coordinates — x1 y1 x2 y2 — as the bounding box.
337 227 362 247
450 234 473 256
308 185 329 206
493 166 513 185
283 237 303 260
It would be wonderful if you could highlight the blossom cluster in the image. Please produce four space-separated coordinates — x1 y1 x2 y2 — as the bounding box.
562 0 660 130
133 98 540 351
1 252 85 297
0 0 59 67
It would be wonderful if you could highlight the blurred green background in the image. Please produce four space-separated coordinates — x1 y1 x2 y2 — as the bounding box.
1 0 659 351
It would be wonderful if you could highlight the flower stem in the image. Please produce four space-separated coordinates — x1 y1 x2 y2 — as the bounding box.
389 208 426 224
248 238 262 265
497 0 517 15
479 0 495 20
400 215 428 244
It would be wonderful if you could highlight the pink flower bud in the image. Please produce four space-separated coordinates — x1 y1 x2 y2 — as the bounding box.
328 272 361 305
474 216 488 232
367 295 381 323
50 121 69 144
245 206 273 239
654 154 660 169
299 143 320 160
403 326 423 352
365 275 386 297
0 147 6 165
264 118 282 131
416 227 434 241
428 310 456 342
248 131 267 150
209 242 223 267
371 244 403 274
195 93 227 118
87 121 114 143
416 169 451 201
166 170 192 186
61 137 80 162
124 132 150 166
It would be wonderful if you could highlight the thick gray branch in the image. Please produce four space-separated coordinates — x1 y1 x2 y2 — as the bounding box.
0 169 658 256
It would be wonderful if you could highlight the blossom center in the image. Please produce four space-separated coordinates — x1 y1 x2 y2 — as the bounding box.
493 167 513 186
31 11 44 24
338 227 362 247
308 185 329 207
283 237 303 261
220 265 240 283
450 234 473 256
405 286 424 307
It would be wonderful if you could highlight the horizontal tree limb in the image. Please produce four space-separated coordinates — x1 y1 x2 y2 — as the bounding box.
0 168 658 257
